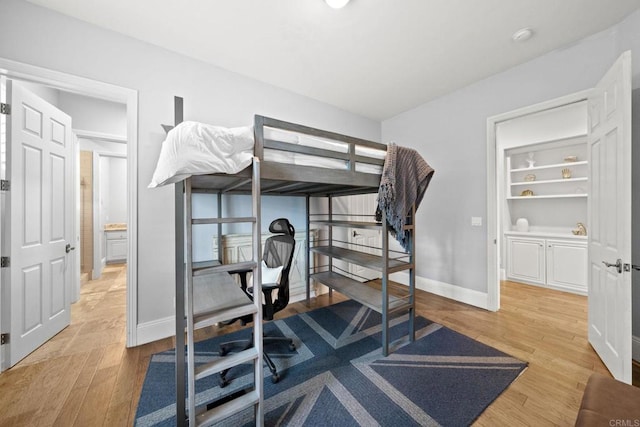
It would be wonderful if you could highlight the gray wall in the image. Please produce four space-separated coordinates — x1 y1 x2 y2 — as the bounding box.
0 0 381 333
58 92 128 136
106 156 127 224
382 11 640 342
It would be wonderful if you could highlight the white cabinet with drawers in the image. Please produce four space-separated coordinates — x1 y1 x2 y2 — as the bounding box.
105 230 127 263
506 232 587 295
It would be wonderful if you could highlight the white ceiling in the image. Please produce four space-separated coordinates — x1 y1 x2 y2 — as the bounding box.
26 0 640 120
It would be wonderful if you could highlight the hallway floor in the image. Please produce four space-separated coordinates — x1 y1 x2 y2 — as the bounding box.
0 263 148 426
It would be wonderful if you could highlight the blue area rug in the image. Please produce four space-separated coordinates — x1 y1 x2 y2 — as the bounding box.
135 300 527 426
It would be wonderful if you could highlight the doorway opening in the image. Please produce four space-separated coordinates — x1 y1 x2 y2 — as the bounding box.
487 51 634 383
486 90 590 312
84 143 128 281
0 59 138 371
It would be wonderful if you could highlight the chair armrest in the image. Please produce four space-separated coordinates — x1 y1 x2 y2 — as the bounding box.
261 283 278 291
227 268 252 275
228 268 252 291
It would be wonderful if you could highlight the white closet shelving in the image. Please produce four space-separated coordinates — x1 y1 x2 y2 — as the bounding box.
503 136 589 295
507 155 588 199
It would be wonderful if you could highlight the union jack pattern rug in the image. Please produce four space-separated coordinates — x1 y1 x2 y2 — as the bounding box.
135 300 526 426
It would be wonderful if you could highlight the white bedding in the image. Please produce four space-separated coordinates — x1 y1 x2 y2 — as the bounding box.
263 126 385 173
149 121 254 188
149 122 385 188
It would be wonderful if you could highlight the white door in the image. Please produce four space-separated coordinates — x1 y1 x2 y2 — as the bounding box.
2 80 73 368
348 193 381 281
587 51 632 383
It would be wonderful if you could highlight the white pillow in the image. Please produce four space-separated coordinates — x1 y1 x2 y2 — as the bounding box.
148 121 254 188
261 261 283 285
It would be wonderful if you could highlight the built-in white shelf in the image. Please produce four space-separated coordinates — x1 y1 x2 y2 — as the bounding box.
510 160 588 173
504 230 587 241
507 194 587 200
508 154 588 199
511 177 588 186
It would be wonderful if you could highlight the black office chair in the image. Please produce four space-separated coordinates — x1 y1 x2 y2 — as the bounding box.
220 218 297 385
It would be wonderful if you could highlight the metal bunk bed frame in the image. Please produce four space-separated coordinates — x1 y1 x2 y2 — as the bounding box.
167 96 416 426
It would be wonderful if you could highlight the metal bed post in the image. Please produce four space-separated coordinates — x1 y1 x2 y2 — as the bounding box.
381 209 389 356
305 195 311 303
184 179 197 422
172 95 186 426
217 192 223 263
409 204 416 343
251 158 264 423
328 195 333 298
174 180 186 426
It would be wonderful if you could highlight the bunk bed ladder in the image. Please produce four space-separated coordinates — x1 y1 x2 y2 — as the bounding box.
180 158 264 427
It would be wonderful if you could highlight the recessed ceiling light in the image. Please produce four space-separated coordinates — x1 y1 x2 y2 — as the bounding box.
512 28 534 42
325 0 350 9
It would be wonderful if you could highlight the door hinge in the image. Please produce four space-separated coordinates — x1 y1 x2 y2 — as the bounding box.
1 256 9 268
0 180 9 191
0 333 8 345
0 103 10 115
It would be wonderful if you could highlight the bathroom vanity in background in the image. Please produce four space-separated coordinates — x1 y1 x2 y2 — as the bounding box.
105 223 127 263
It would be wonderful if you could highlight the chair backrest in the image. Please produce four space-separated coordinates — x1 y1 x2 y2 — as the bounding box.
263 218 296 316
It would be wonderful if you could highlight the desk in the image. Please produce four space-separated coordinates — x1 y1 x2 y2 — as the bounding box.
191 272 256 329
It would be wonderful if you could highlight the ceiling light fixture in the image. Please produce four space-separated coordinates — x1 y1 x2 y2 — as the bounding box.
325 0 350 9
512 28 534 42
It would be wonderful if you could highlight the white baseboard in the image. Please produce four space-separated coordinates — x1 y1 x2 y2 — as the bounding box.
290 288 317 303
136 315 174 346
134 288 317 347
390 272 489 310
633 335 640 362
313 273 488 310
500 268 506 281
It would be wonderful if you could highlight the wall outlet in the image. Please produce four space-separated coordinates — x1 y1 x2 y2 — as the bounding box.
471 217 482 226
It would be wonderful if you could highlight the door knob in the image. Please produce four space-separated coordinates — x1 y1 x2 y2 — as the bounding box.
65 244 76 254
352 230 360 238
602 259 623 274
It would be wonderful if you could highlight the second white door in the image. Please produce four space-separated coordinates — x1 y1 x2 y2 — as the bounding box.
587 51 632 383
3 80 74 368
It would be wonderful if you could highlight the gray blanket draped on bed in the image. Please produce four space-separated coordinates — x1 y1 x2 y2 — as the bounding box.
377 143 434 251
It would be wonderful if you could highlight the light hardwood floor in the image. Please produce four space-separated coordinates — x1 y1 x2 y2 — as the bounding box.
0 265 636 426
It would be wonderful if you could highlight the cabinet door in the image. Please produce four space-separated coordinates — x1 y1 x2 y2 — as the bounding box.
546 240 587 294
506 237 545 285
106 239 128 263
